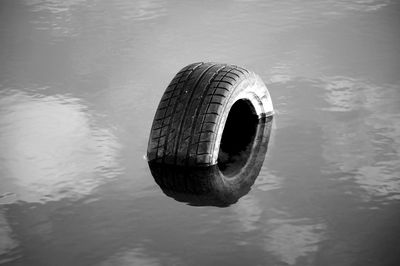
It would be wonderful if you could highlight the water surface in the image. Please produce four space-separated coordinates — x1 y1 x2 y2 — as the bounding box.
0 0 399 265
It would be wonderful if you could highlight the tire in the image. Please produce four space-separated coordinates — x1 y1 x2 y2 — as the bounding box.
147 62 273 167
149 116 273 207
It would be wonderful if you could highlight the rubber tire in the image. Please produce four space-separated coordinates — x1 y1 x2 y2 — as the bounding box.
147 62 273 167
148 116 273 207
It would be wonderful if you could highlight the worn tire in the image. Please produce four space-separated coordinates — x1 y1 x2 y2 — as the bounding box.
148 116 273 207
147 62 273 167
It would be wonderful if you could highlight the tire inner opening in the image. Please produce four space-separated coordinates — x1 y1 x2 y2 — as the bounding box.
218 99 259 175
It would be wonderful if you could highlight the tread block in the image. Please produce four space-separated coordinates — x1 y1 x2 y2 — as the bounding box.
207 104 222 114
196 154 211 164
199 132 215 142
147 62 262 167
203 113 218 123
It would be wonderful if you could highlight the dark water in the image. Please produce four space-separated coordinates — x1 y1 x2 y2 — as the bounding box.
1 0 399 265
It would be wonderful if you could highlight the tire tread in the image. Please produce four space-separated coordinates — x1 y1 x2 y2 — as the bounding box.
147 62 250 166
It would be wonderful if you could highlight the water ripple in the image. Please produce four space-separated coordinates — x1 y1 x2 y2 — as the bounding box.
321 77 400 201
0 89 122 204
265 218 326 265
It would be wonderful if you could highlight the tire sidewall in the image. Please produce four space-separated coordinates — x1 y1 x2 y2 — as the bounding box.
211 72 273 165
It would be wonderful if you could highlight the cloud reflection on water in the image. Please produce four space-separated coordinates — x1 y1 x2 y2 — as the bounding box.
269 67 400 203
0 89 122 204
100 246 181 266
231 195 263 232
265 219 326 265
321 76 400 201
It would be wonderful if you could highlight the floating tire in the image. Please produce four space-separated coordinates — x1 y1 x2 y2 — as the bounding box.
149 117 273 206
147 62 273 167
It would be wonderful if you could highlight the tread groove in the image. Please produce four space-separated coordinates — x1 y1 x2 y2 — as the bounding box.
207 93 226 98
205 111 219 115
215 86 230 91
152 134 166 140
209 101 223 105
234 68 246 75
212 80 233 86
183 65 228 166
194 67 243 163
172 63 217 165
147 62 260 167
199 130 215 134
159 62 204 162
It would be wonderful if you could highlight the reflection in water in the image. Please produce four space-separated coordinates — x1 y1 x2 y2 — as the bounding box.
100 247 160 266
231 194 263 232
0 0 399 264
0 89 122 204
100 247 180 266
265 219 325 265
149 117 273 207
321 77 400 200
229 0 390 34
115 0 167 21
24 0 167 39
322 76 382 112
24 0 88 40
0 211 18 264
331 0 391 12
269 69 400 202
255 169 283 192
